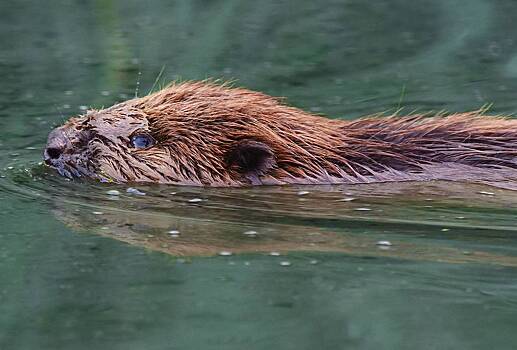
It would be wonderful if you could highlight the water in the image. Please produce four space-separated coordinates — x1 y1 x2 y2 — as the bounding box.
1 1 517 349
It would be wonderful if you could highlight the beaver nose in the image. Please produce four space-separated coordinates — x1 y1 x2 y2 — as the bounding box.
44 127 69 165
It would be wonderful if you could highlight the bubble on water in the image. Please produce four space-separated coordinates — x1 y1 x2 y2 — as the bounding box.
456 216 466 219
101 226 109 230
126 187 146 195
25 147 36 150
355 207 371 211
480 290 497 296
441 228 450 232
160 243 169 248
146 234 155 238
269 252 281 256
218 251 233 256
79 105 88 111
478 191 495 196
243 230 258 237
280 261 292 266
338 197 356 202
188 198 203 203
170 192 177 195
168 230 180 238
309 259 318 265
64 90 73 95
244 261 250 266
297 191 310 196
376 240 392 246
106 190 120 196
7 166 13 170
101 90 110 96
92 211 103 215
62 104 71 109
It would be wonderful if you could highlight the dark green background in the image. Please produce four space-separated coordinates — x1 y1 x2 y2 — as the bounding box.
1 1 517 349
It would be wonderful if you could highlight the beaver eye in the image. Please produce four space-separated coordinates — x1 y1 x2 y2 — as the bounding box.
130 133 155 149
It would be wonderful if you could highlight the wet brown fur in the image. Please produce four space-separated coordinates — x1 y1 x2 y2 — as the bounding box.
46 81 517 188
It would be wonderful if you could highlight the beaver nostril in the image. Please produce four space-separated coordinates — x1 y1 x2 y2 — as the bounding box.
46 146 63 160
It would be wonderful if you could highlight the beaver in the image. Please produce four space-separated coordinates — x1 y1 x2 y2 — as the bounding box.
44 81 517 188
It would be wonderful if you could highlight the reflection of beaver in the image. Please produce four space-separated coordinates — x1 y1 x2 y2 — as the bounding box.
44 81 517 188
52 181 517 265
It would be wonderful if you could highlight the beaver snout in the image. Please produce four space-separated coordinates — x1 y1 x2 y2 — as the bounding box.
44 127 71 165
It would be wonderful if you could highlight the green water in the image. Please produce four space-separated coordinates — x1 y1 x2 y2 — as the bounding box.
2 1 517 349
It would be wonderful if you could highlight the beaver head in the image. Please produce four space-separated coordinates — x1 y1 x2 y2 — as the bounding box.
44 81 517 187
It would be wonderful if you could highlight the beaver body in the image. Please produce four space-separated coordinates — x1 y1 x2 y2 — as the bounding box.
44 81 517 189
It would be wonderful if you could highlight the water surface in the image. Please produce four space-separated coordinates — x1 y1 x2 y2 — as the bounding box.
1 1 517 349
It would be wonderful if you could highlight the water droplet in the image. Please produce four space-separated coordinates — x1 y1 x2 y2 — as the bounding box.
168 230 180 238
243 230 258 237
126 187 146 195
218 251 233 256
338 197 356 202
478 191 495 196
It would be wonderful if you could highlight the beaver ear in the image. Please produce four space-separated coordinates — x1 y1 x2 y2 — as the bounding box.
226 140 276 182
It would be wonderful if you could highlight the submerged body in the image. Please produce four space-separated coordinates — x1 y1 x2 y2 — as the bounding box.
44 81 517 189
